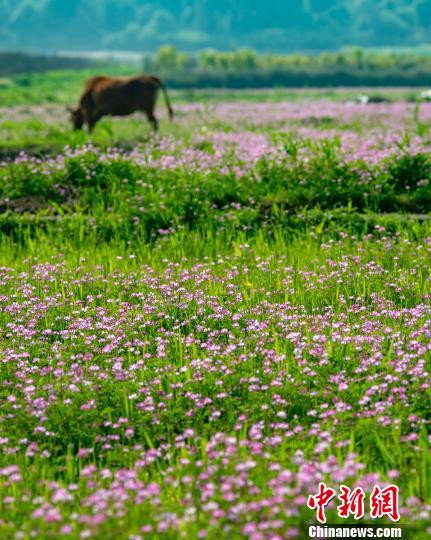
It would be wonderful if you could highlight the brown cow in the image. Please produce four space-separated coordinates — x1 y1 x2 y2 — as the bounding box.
68 75 173 132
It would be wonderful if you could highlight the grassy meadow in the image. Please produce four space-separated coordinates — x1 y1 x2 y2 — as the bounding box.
0 71 431 538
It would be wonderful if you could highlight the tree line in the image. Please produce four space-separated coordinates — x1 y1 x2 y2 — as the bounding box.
147 46 431 88
3 47 431 88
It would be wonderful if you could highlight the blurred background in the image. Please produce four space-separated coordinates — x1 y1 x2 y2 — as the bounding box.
2 0 431 52
2 0 431 89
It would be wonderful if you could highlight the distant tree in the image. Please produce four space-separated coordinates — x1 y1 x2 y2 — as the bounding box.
198 49 218 69
231 49 258 70
155 45 190 71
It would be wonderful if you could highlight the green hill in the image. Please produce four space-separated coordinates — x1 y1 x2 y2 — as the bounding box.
1 0 431 53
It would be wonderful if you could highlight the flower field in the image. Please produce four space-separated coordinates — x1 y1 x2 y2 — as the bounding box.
1 95 431 538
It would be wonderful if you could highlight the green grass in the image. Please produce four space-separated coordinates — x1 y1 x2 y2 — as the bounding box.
1 137 431 245
0 66 424 108
0 67 426 160
0 89 431 538
0 226 430 538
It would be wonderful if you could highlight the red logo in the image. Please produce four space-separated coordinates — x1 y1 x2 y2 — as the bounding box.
337 485 365 520
370 485 400 522
307 482 337 524
307 484 400 524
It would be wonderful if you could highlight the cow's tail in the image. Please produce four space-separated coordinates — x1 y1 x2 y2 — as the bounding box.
153 76 174 120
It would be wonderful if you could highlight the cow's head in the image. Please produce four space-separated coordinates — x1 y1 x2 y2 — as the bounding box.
68 106 84 130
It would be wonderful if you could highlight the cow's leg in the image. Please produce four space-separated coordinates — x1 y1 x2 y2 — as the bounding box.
145 110 158 132
86 111 102 133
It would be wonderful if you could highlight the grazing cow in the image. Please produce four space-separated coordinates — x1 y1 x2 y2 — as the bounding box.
68 75 173 132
